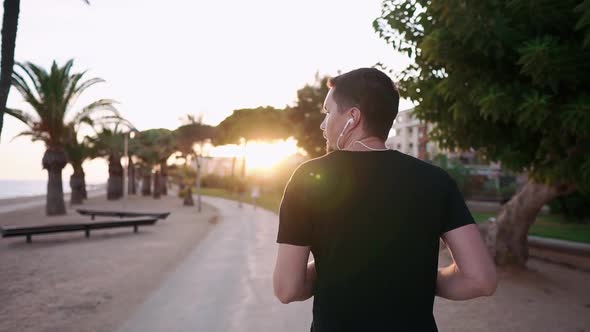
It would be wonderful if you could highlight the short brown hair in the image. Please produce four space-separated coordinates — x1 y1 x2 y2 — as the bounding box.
328 68 399 140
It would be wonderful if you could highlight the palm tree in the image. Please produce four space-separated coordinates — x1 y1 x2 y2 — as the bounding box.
172 165 197 206
6 59 117 215
130 129 175 199
0 0 20 139
129 135 156 197
87 121 133 201
174 118 216 210
64 129 92 205
64 115 124 205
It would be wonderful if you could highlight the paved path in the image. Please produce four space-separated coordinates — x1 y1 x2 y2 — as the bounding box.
116 196 312 332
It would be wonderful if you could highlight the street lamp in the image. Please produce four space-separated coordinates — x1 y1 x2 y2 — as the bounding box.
123 129 137 198
194 141 210 213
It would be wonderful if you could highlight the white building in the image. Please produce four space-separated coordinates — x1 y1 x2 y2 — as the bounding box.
385 108 441 160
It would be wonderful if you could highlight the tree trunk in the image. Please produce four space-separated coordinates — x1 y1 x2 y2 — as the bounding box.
42 148 67 216
196 155 202 212
128 160 136 195
81 175 87 200
107 154 123 200
141 171 151 196
160 162 168 195
480 179 576 267
0 0 20 138
153 170 161 199
69 165 85 205
183 188 194 206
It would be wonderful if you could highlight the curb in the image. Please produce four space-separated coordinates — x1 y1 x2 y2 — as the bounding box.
527 236 590 257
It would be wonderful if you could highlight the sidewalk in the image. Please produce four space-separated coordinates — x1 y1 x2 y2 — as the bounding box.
116 196 311 332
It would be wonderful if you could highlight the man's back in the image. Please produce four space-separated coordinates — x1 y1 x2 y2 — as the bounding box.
277 150 475 331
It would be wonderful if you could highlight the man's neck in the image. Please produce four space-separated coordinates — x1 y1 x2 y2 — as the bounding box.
343 135 387 151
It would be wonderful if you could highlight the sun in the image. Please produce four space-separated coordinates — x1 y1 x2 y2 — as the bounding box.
207 138 304 173
244 139 301 171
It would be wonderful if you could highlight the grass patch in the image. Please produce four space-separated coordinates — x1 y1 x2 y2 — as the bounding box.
472 212 590 244
197 188 282 213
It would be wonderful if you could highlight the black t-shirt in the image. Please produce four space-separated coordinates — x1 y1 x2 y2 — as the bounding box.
277 150 475 332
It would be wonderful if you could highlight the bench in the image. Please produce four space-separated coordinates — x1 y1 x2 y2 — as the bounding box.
76 209 170 221
0 218 158 243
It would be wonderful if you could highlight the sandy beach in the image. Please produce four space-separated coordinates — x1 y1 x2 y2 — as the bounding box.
0 193 218 332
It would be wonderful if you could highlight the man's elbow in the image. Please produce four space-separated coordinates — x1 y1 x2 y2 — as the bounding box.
274 285 298 304
476 269 498 296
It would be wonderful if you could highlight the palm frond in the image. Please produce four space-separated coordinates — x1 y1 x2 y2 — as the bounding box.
14 62 43 96
11 130 49 144
70 99 119 125
74 77 105 96
11 69 43 111
63 71 87 107
8 59 121 149
5 108 36 128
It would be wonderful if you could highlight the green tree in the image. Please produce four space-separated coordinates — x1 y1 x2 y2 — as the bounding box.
375 0 590 266
130 128 176 198
287 75 331 158
7 59 117 215
64 114 126 205
172 165 198 206
215 106 292 178
64 130 91 205
87 123 132 201
175 117 216 162
174 115 216 210
129 132 157 197
215 106 292 145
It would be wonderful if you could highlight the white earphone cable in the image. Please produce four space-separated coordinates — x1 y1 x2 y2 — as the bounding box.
353 141 389 151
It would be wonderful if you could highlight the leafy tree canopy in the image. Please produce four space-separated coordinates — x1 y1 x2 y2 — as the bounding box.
287 75 330 158
375 0 590 193
214 106 292 145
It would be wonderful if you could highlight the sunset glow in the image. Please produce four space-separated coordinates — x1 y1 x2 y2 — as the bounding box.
207 138 305 172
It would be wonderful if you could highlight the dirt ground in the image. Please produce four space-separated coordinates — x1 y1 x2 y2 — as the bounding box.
0 194 218 332
435 247 590 332
1 194 589 331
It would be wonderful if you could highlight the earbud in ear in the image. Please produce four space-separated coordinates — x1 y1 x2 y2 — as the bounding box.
339 118 354 137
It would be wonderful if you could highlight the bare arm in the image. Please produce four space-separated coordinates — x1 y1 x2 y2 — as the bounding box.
273 244 317 303
437 224 497 300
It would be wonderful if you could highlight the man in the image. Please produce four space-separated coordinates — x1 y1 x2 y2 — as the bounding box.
273 68 497 331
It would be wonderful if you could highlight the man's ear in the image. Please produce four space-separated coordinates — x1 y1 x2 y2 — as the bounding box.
350 107 362 125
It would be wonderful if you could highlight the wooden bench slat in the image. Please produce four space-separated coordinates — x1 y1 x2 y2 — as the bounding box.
1 218 159 242
76 209 170 220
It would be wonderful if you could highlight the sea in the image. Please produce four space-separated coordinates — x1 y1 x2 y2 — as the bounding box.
0 179 103 200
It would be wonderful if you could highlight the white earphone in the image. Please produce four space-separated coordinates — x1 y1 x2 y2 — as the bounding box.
339 118 354 137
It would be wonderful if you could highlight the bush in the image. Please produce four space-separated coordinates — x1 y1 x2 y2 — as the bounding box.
431 153 518 202
201 174 239 191
549 192 590 224
431 154 470 193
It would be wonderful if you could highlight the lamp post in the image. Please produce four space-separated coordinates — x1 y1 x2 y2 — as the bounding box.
196 147 202 213
194 142 209 213
123 130 136 198
240 137 247 178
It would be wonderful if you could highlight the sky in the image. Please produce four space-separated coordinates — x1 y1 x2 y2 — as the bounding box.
0 0 413 182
